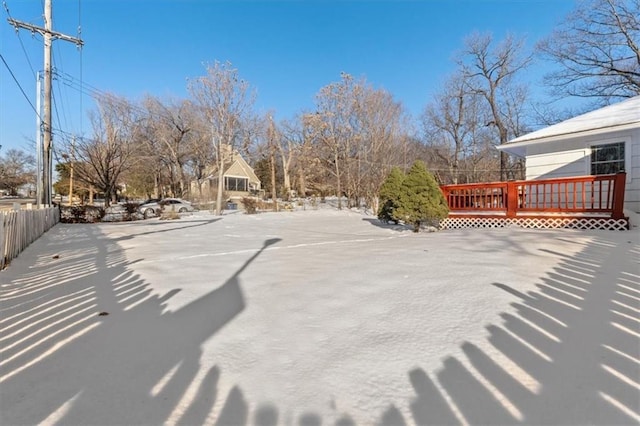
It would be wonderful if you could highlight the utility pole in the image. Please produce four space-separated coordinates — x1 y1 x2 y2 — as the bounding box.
8 0 83 206
68 135 75 206
35 71 42 208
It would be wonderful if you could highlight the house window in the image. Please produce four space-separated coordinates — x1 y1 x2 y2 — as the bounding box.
591 142 625 175
225 176 248 191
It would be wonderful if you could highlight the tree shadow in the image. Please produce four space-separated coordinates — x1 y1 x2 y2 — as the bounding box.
362 217 412 232
0 221 279 425
110 217 222 241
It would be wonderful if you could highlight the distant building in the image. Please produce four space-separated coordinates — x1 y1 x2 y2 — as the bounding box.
190 145 261 202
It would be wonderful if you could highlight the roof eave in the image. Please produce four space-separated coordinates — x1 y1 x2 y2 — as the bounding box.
500 122 640 156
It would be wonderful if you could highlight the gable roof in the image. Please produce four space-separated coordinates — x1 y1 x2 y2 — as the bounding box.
204 148 260 185
499 96 640 156
224 155 260 184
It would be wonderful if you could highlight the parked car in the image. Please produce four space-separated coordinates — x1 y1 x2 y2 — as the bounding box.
138 198 195 218
141 198 161 205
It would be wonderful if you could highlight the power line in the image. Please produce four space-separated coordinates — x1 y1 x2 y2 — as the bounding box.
57 71 193 124
52 51 72 131
48 0 83 136
51 74 64 137
3 1 38 80
0 52 40 118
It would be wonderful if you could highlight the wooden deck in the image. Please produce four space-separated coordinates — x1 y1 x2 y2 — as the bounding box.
440 173 628 230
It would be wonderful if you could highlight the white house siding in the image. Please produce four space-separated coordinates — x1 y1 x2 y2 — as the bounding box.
629 135 640 212
524 129 640 213
526 148 588 180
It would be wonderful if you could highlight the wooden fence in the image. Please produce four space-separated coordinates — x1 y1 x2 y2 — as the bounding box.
1 206 60 270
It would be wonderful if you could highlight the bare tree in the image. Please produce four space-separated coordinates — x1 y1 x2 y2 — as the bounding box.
276 118 302 199
305 73 409 210
266 115 279 205
184 112 215 202
538 0 640 102
305 73 358 209
67 94 138 207
188 62 256 215
351 84 407 212
423 72 480 184
459 32 533 181
295 117 327 197
0 148 35 195
133 111 165 199
141 96 196 198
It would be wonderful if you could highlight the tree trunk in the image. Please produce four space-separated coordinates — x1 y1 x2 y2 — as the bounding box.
215 146 225 215
298 168 306 198
270 153 278 212
334 151 342 210
280 151 291 199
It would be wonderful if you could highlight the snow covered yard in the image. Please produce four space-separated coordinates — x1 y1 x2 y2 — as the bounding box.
1 208 638 425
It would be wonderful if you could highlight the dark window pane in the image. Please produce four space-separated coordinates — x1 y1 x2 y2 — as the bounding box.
225 177 248 191
591 142 625 175
596 145 618 161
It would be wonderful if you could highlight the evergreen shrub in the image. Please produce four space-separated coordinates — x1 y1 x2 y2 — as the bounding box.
378 161 449 232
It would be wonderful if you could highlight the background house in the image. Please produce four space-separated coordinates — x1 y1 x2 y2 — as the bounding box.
498 96 640 214
191 145 261 204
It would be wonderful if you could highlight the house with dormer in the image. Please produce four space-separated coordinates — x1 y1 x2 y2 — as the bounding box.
191 145 261 203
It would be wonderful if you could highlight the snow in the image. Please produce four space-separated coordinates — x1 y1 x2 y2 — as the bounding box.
1 208 638 425
506 95 640 146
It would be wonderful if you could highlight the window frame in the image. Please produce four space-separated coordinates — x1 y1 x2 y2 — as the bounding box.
589 140 627 177
224 176 249 192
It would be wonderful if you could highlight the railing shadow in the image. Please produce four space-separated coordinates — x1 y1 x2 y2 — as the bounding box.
2 222 637 425
409 231 639 425
0 220 278 425
158 230 638 425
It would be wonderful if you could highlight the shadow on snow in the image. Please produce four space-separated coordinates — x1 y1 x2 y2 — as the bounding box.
0 219 638 425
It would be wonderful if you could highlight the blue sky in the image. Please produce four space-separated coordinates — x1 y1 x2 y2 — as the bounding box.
1 0 577 153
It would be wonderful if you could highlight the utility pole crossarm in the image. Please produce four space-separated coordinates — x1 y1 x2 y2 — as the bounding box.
7 17 83 46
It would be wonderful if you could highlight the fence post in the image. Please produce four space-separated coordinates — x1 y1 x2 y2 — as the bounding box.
0 213 5 270
611 172 627 219
506 181 518 218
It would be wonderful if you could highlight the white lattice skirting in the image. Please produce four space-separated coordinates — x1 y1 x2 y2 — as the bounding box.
441 217 629 231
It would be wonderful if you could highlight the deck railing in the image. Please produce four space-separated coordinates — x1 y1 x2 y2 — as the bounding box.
441 172 626 219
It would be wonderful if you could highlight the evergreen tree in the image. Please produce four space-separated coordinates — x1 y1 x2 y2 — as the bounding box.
395 160 449 232
377 167 404 224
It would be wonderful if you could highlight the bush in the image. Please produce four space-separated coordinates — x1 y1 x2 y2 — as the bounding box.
159 210 180 220
377 161 448 232
242 197 258 214
395 161 449 232
60 205 105 223
120 202 141 221
378 167 404 224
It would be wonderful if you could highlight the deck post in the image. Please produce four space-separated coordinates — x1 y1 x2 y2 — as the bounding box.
506 181 517 218
611 172 627 219
440 187 451 209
